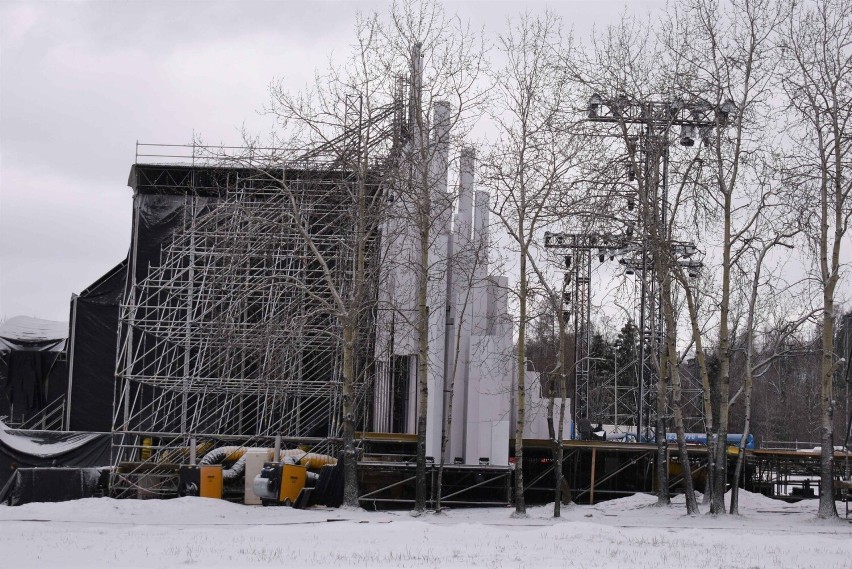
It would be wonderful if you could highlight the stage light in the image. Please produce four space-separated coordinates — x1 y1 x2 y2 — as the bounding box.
680 125 696 146
588 93 603 118
719 99 736 125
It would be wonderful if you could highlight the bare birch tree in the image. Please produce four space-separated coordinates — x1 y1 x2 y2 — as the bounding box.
236 1 485 511
780 0 852 519
483 11 582 516
377 0 487 513
727 226 812 514
661 0 784 514
239 10 403 508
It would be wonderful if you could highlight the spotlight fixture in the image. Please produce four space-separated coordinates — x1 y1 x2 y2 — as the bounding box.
677 258 703 278
680 125 697 147
719 99 736 125
588 93 604 119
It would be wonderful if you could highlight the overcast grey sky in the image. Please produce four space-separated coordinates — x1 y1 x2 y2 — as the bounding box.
0 0 659 323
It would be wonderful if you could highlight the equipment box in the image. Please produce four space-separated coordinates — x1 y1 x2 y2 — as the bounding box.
178 465 223 499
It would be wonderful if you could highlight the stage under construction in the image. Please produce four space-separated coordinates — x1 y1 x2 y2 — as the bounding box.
109 56 514 497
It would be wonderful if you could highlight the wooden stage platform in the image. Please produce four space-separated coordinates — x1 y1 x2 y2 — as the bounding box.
356 433 852 510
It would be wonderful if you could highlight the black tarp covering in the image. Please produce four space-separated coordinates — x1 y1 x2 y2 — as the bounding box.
67 261 127 432
131 191 190 285
4 467 106 506
66 170 214 435
0 317 68 425
0 421 111 501
309 452 345 507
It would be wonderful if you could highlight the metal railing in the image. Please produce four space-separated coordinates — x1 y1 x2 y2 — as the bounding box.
18 397 66 431
761 440 822 451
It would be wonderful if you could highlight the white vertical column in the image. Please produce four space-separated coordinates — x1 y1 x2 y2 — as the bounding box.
465 190 490 463
485 275 511 467
448 147 475 461
425 101 451 459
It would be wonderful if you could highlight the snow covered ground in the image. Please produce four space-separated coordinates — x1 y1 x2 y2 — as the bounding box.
0 491 849 568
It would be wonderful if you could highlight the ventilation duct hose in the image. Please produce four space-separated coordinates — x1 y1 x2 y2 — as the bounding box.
198 446 255 481
199 446 336 482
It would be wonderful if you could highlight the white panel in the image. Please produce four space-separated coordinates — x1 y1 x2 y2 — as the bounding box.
520 369 573 441
243 450 270 505
447 148 476 462
490 419 510 466
464 354 481 464
407 357 417 434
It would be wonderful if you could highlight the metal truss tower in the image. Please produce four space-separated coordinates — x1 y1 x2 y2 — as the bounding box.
545 94 730 439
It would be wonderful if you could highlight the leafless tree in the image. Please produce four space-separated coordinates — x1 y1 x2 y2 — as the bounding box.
722 173 811 513
236 10 404 508
780 0 852 519
482 11 582 516
660 0 785 514
377 0 487 513
230 1 485 511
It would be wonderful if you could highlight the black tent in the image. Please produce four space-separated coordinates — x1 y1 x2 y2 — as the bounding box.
67 260 127 432
0 316 68 428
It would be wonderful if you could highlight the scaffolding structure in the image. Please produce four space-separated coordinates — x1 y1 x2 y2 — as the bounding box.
110 92 404 496
106 51 513 498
